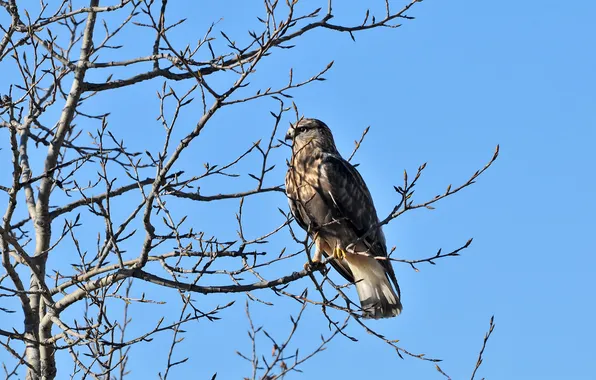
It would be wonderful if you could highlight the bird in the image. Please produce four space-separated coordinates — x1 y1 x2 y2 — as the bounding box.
285 118 402 319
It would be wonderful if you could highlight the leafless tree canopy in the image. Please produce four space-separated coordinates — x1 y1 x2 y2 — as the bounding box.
0 1 497 379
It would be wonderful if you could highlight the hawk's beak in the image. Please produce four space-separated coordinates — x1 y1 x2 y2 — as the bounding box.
285 128 294 141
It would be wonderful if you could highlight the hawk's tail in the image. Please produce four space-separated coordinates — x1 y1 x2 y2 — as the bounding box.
346 255 402 319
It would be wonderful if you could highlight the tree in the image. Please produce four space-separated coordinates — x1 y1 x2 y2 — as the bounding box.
0 1 497 379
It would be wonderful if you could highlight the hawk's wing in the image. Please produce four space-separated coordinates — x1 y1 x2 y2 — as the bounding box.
318 154 400 296
286 155 355 282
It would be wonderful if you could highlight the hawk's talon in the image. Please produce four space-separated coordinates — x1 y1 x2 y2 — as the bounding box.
304 260 323 271
333 247 346 260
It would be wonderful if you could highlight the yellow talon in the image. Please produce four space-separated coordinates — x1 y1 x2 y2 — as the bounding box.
333 247 346 260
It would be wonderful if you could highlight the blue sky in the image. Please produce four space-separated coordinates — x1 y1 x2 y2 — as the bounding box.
1 1 595 379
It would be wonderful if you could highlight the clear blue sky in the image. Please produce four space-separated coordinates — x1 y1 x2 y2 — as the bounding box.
1 1 595 379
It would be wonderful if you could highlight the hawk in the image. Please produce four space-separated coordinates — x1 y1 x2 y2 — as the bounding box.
285 118 402 319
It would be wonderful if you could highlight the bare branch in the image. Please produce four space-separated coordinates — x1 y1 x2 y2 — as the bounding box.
0 1 495 378
471 316 496 380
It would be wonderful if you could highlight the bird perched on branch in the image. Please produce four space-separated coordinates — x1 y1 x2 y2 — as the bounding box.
285 118 402 319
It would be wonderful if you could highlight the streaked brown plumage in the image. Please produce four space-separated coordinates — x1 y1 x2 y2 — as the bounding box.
285 118 402 319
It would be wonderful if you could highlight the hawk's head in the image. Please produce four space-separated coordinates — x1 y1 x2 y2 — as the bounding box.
285 118 337 152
